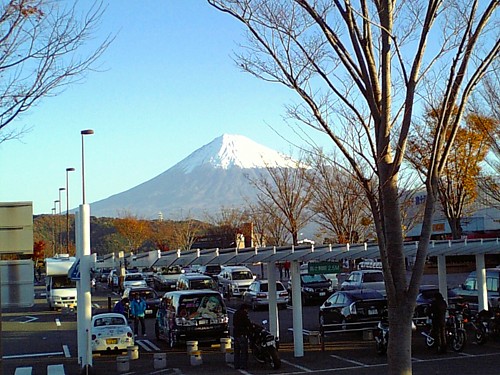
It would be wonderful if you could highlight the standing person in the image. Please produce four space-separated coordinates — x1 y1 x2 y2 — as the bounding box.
277 263 283 280
284 261 291 279
233 303 253 370
429 292 448 354
130 294 147 337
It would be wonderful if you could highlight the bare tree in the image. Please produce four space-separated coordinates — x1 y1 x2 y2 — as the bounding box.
204 207 248 248
207 1 499 373
306 151 375 243
250 160 315 245
0 0 111 143
247 202 291 246
171 218 206 251
473 71 500 205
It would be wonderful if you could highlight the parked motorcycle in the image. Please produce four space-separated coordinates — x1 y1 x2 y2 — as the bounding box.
421 305 467 352
374 311 415 355
374 318 389 355
471 308 500 345
248 320 281 369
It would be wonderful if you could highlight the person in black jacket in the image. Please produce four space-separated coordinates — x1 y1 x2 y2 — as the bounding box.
233 303 253 370
430 292 448 354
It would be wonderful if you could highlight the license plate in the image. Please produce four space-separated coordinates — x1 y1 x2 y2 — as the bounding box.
319 292 325 296
145 309 152 314
368 309 378 315
198 319 209 325
106 338 118 344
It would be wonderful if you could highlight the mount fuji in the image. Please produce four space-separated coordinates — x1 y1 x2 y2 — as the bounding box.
89 134 296 219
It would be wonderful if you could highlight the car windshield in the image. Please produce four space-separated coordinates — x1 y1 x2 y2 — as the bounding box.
130 290 157 299
94 316 126 327
364 273 384 282
205 266 221 273
302 274 327 283
52 275 77 289
232 271 253 280
190 279 216 289
160 266 182 275
259 282 285 292
125 274 144 281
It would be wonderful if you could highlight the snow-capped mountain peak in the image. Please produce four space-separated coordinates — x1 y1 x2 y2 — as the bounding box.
175 134 296 173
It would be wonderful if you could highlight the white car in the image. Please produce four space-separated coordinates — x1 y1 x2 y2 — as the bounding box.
91 313 134 352
217 266 256 298
122 272 148 289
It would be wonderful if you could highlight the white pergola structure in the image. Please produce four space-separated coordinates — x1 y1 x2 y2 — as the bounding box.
120 238 500 357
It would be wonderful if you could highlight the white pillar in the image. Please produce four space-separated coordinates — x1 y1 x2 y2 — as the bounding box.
476 254 488 311
268 261 279 342
437 255 448 302
291 260 304 357
76 204 93 371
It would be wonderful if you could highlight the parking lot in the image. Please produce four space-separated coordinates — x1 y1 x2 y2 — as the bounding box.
4 271 500 375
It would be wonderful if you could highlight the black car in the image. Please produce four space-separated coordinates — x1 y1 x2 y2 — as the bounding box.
319 289 387 331
121 286 161 318
288 273 334 305
413 285 465 323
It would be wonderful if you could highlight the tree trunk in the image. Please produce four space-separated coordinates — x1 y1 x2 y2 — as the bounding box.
388 306 414 375
449 217 463 240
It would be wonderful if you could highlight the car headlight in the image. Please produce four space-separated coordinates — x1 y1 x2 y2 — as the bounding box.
304 287 314 293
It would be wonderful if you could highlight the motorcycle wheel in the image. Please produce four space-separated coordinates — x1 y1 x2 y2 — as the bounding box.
475 326 488 345
375 337 387 355
450 329 467 352
425 333 435 349
268 346 281 370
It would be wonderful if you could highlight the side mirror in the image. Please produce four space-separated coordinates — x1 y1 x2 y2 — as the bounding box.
324 301 332 307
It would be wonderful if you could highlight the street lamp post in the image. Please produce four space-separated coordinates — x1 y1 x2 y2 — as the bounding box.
66 168 75 254
58 187 65 254
78 129 94 374
51 206 56 256
81 129 94 204
53 200 59 254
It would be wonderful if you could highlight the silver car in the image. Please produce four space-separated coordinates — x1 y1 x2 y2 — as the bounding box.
242 279 289 310
217 266 255 298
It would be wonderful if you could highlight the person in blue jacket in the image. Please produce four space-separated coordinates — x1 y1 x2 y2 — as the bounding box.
130 294 147 336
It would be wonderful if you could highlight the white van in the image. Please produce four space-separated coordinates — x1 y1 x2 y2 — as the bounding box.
216 266 255 298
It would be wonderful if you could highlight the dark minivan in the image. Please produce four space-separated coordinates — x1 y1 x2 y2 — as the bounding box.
155 290 229 347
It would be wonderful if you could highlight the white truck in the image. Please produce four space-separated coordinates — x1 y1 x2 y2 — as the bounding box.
45 254 78 310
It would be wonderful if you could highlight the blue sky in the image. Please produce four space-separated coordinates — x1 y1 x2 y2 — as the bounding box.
0 1 328 215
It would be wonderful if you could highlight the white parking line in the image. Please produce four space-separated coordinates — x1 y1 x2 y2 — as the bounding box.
47 364 65 375
329 353 369 367
4 351 64 359
14 367 32 375
136 339 161 352
62 345 71 358
55 319 61 327
281 358 314 372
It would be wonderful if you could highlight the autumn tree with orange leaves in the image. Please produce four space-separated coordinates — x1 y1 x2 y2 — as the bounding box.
407 109 498 239
114 214 152 253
